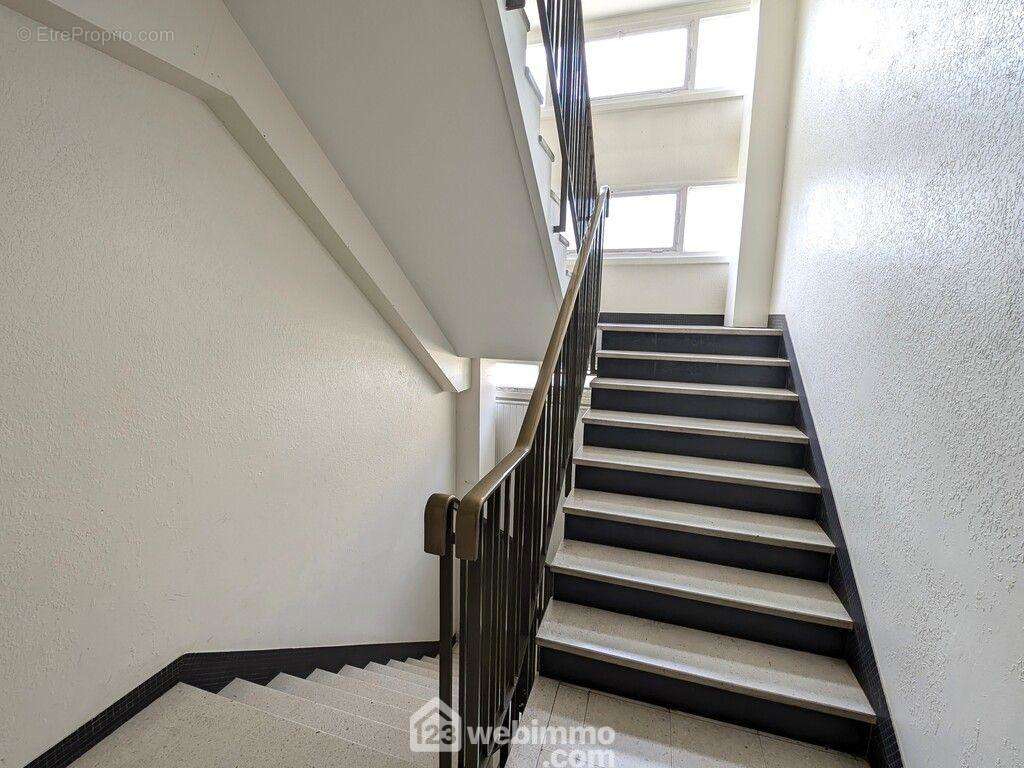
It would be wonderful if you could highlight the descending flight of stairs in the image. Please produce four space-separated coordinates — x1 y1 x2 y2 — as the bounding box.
70 657 446 767
535 317 878 756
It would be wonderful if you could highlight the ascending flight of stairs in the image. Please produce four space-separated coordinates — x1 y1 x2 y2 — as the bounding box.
535 316 878 756
71 657 444 767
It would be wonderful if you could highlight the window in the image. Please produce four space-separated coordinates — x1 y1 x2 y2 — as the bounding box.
604 183 743 256
525 44 547 100
695 12 755 91
585 28 688 99
488 362 540 390
535 9 754 103
604 193 678 250
683 184 744 253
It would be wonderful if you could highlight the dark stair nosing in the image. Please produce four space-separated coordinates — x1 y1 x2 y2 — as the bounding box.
549 541 851 629
591 377 798 401
574 447 822 494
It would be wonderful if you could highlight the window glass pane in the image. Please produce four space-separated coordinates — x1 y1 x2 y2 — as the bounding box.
605 193 678 250
586 28 688 98
525 44 547 100
683 184 744 253
695 12 755 91
488 362 540 389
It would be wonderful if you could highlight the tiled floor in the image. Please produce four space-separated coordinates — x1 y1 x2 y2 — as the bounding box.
506 677 869 768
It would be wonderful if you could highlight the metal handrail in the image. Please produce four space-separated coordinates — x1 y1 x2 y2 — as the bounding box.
454 186 609 560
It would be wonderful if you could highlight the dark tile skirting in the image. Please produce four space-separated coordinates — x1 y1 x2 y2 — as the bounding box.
769 314 903 768
24 639 438 768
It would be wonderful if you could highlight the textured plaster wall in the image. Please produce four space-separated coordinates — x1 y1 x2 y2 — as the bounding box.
600 261 731 315
0 8 454 766
771 1 1024 765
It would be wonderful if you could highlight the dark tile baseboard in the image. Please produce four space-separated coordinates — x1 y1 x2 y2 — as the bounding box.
769 314 903 768
24 639 438 768
599 312 726 326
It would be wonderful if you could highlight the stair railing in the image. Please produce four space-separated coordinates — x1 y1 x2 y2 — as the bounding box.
534 0 600 238
423 4 601 766
424 186 607 768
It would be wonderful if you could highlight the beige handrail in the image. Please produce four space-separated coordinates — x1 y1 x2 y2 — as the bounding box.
454 186 610 559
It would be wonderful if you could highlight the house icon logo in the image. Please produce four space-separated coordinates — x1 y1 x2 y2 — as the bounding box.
410 697 461 753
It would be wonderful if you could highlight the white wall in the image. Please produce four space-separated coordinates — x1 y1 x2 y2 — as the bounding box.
600 261 731 314
590 97 744 188
771 1 1024 765
0 8 455 766
726 0 796 327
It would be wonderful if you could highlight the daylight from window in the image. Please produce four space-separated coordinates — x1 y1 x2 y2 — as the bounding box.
604 193 678 250
525 43 547 100
695 11 755 91
683 183 744 253
585 27 688 98
527 11 754 102
602 185 743 254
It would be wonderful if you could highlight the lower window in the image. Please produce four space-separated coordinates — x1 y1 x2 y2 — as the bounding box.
603 183 743 257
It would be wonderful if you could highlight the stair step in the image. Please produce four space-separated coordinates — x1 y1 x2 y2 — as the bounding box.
600 323 782 336
70 683 409 768
564 490 834 553
387 659 437 681
366 660 436 688
575 446 821 494
592 378 798 401
268 673 412 729
404 657 438 672
339 665 435 698
219 678 425 764
584 410 808 444
599 350 790 367
308 669 429 712
536 601 875 723
551 540 851 628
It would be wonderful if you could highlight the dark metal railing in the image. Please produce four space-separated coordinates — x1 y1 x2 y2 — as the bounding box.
422 3 601 766
425 185 609 767
534 0 599 238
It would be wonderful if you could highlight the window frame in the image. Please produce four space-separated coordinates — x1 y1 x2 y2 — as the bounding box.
530 1 753 110
602 180 742 263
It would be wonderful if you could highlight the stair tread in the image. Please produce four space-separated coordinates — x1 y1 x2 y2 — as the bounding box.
564 489 834 552
537 601 875 723
219 679 423 764
584 409 809 443
70 683 409 768
592 377 799 401
599 350 789 366
308 669 428 712
387 659 438 681
551 540 851 628
600 323 782 336
340 665 435 698
367 660 435 687
403 658 438 672
268 673 412 730
575 446 822 493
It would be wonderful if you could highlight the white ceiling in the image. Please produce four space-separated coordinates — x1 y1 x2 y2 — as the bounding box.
224 0 561 360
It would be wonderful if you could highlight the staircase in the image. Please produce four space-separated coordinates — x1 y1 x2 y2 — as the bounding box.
535 317 877 756
70 656 445 767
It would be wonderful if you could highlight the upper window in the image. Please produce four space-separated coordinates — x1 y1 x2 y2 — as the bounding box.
527 10 754 103
695 12 756 91
585 28 688 99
